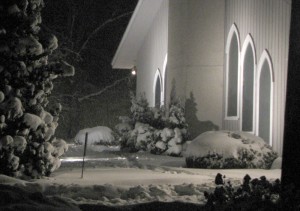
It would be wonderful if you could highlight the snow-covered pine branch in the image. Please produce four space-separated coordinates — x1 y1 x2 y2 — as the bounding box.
0 0 74 178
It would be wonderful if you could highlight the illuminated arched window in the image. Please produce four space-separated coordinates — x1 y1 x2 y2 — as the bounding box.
153 69 162 107
162 54 167 105
256 50 274 145
225 24 240 119
153 54 167 107
241 35 256 132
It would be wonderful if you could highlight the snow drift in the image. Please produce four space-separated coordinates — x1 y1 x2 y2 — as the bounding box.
74 126 116 145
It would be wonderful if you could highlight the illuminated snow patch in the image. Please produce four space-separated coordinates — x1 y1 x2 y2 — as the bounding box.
61 157 127 162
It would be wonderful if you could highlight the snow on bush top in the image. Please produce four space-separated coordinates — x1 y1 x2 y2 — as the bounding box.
184 131 270 159
184 131 278 169
75 126 115 145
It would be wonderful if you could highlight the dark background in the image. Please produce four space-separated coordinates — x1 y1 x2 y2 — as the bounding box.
42 0 138 140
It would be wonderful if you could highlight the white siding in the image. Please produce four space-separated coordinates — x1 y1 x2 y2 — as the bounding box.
167 0 225 135
223 0 291 155
166 0 187 103
136 0 168 106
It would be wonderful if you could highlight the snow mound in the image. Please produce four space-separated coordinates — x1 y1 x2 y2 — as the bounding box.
0 174 26 185
184 131 278 169
74 126 116 145
271 157 282 169
0 183 80 211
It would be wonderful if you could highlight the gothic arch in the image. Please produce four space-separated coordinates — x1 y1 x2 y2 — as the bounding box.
225 23 241 120
240 34 257 132
256 50 274 145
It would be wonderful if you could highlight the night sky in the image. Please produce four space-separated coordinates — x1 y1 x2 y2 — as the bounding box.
42 0 138 86
40 0 138 138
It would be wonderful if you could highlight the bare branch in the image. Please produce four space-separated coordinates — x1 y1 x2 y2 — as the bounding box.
69 0 76 48
78 76 130 102
70 13 76 48
48 92 79 101
61 47 82 59
77 11 133 54
41 24 65 39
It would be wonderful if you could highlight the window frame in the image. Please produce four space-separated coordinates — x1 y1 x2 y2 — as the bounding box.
240 34 257 133
255 50 274 146
152 53 168 107
225 24 241 120
153 68 163 107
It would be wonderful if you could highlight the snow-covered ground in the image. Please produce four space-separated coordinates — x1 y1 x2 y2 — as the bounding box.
0 144 281 209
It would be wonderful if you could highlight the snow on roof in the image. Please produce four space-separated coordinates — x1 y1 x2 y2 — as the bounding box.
111 0 163 69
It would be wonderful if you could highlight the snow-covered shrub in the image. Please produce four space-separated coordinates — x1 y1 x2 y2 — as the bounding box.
118 122 155 152
118 124 188 156
0 135 14 151
152 127 187 156
129 92 188 130
75 126 116 146
116 92 189 156
151 98 188 156
52 138 68 157
271 157 282 169
150 106 168 129
205 174 282 210
23 113 44 131
0 0 74 178
130 92 153 124
115 116 133 134
13 136 27 153
185 131 278 169
168 99 188 129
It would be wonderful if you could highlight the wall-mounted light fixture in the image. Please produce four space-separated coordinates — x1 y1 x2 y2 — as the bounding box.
131 66 137 75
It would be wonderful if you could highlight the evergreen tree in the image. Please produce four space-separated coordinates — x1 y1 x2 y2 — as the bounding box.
0 0 74 178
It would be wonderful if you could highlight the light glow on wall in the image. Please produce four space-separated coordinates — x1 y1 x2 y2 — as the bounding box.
131 66 137 75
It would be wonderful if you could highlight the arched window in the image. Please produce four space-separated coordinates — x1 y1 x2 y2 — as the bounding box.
241 35 256 132
153 69 163 107
225 24 240 119
256 50 274 145
152 54 167 107
161 53 167 105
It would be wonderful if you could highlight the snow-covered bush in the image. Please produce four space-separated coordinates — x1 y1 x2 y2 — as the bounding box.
168 99 188 129
115 116 133 134
129 92 188 130
74 126 116 146
271 157 282 169
116 92 188 156
185 131 278 169
0 0 74 178
130 92 153 124
152 127 187 156
205 174 282 210
116 122 154 152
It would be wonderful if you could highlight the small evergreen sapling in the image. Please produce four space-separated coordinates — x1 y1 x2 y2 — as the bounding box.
130 92 153 124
